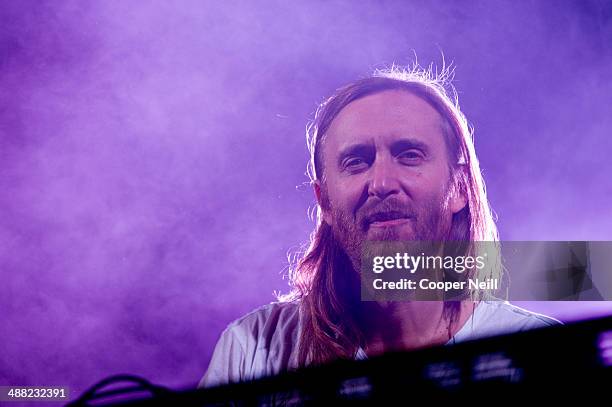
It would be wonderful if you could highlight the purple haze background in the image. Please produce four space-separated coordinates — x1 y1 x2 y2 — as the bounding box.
1 0 611 399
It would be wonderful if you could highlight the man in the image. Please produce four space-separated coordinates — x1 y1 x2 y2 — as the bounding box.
200 66 558 388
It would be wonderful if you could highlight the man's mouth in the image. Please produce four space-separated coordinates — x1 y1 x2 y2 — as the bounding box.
365 211 412 228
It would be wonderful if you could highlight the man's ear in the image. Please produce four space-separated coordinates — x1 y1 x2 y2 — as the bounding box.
313 181 332 225
449 171 468 215
450 189 467 214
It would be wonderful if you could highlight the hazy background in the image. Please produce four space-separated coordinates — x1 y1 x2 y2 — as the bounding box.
1 0 611 400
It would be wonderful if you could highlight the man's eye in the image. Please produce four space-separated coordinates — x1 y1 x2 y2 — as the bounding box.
397 150 424 164
342 157 368 170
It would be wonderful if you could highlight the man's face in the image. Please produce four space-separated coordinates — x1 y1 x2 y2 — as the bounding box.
315 90 466 262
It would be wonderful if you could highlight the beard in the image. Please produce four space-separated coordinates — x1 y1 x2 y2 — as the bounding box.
328 191 454 274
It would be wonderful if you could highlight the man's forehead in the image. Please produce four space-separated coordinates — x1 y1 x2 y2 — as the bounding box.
324 90 445 153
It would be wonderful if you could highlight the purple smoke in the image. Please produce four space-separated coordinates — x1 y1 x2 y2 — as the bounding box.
0 0 611 399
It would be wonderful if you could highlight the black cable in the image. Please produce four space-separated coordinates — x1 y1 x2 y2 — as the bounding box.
66 374 173 406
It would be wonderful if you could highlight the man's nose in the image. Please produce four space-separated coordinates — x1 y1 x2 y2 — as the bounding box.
368 157 401 199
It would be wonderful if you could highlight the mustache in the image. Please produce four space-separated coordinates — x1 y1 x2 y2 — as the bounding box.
357 197 416 230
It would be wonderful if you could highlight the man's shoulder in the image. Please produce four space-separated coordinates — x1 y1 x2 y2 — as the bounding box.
201 301 302 387
465 301 561 339
481 301 560 326
224 301 301 349
228 301 301 329
454 301 560 343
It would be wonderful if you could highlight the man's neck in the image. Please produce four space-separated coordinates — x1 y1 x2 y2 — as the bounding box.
358 301 477 356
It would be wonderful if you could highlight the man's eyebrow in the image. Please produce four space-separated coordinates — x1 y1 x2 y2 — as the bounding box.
390 138 431 155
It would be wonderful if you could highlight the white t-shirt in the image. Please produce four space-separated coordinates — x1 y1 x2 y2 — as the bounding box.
200 300 559 388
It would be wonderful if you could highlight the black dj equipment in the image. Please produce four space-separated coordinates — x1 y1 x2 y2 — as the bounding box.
69 315 612 406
